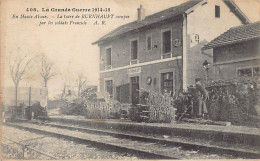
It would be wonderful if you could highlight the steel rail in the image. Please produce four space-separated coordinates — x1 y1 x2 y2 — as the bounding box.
6 120 260 159
3 137 58 160
19 136 47 143
4 122 179 159
37 121 260 159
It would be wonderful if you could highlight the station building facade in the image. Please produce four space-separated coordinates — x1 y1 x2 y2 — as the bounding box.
93 0 249 105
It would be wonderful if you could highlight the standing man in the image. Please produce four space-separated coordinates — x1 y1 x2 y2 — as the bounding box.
195 78 209 119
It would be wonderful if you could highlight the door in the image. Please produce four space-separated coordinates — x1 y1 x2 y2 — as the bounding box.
130 76 139 105
116 83 130 103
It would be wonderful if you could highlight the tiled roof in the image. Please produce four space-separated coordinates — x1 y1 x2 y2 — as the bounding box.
202 21 260 50
93 0 203 44
93 0 250 45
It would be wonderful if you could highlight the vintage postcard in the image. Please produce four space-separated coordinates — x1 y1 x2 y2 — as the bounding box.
0 0 260 160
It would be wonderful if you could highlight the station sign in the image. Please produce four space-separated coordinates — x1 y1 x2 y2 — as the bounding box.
128 67 141 75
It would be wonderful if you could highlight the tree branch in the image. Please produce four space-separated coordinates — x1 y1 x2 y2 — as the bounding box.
39 55 56 87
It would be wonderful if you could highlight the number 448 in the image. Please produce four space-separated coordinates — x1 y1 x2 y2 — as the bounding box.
26 8 37 12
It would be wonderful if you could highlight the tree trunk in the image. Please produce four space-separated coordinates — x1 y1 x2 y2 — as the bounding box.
78 88 81 98
44 79 47 87
44 80 49 111
45 87 48 112
15 85 18 106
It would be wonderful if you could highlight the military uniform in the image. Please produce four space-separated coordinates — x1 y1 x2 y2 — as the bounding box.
196 83 209 117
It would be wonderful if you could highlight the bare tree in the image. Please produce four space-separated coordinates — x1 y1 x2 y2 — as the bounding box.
61 82 67 100
9 55 32 106
40 55 56 87
76 73 87 97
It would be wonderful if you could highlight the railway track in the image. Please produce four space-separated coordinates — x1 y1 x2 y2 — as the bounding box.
4 120 260 159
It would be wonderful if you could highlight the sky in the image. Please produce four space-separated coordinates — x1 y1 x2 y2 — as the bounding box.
1 0 259 98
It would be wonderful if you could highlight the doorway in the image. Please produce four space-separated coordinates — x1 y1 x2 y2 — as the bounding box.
130 76 139 105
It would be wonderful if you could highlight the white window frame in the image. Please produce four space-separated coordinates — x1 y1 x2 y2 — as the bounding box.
146 34 152 51
161 28 172 59
130 38 139 65
236 65 260 77
105 46 112 70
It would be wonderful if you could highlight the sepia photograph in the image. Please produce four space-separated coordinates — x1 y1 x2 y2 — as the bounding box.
0 0 260 160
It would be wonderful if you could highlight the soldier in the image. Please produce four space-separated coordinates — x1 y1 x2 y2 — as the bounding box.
195 78 209 119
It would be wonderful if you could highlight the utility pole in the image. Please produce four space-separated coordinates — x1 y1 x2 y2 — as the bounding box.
29 87 31 106
203 60 210 84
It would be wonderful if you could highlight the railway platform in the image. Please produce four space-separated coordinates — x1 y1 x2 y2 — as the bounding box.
46 115 260 148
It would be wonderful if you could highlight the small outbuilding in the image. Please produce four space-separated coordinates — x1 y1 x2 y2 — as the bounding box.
202 21 260 81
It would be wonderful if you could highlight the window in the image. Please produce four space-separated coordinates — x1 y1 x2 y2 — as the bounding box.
215 5 220 18
147 35 152 51
237 66 260 77
130 39 138 64
130 76 139 84
237 68 252 77
105 48 112 69
162 30 171 57
195 34 199 43
105 80 113 98
130 76 139 105
161 72 173 95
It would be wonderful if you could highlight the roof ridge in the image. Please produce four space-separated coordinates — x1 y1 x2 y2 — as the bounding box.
203 21 260 50
93 0 203 44
145 0 202 19
93 0 252 45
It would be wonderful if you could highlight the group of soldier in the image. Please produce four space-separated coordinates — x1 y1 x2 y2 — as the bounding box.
175 78 210 120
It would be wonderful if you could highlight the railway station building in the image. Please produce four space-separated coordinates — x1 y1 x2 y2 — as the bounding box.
93 0 250 105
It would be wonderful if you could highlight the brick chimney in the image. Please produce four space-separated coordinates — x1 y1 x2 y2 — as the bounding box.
137 5 145 21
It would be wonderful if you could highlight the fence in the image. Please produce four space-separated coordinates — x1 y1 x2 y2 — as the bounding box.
139 88 176 123
83 101 131 119
82 88 176 122
204 78 259 125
